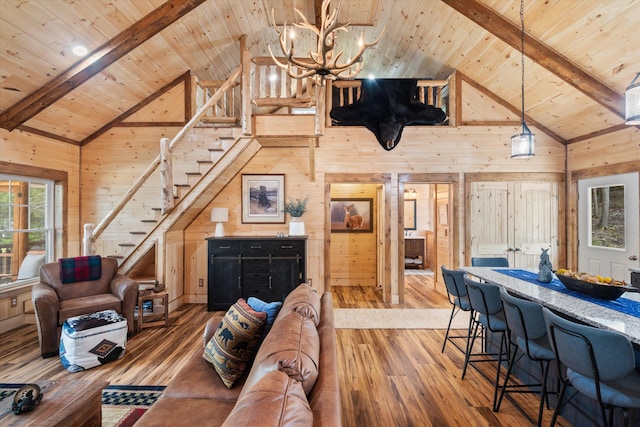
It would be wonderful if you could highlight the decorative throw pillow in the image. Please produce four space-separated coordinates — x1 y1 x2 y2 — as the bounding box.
59 255 102 283
247 297 282 329
203 298 267 388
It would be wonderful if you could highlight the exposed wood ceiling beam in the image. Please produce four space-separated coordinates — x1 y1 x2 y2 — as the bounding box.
0 0 207 131
441 0 624 119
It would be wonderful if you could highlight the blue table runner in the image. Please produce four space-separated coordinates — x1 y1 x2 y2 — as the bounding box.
494 269 640 319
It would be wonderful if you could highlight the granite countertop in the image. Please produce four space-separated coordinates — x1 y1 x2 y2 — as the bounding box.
460 266 640 345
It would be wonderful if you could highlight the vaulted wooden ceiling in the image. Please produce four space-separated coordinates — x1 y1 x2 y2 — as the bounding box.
0 0 638 146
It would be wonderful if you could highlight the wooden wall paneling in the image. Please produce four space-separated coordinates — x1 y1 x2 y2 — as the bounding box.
164 230 184 310
567 129 640 173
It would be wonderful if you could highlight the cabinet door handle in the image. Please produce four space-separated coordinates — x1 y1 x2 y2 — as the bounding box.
238 276 242 290
219 245 231 249
281 245 293 249
250 245 262 249
269 276 272 289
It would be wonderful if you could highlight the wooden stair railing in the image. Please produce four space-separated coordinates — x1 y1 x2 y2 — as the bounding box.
85 66 242 253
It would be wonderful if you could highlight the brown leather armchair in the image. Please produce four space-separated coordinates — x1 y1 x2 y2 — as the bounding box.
32 257 138 358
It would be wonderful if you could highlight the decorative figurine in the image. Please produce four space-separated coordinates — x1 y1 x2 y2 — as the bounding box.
537 248 553 283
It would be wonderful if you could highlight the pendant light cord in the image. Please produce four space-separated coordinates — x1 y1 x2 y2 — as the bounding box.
520 0 526 127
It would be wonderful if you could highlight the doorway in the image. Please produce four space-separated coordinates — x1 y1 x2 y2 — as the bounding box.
325 174 391 303
399 174 459 303
578 172 639 282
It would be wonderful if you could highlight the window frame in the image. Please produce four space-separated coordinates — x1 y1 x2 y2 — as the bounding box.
0 161 67 292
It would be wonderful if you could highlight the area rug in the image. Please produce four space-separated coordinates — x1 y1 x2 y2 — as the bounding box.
0 384 164 427
404 269 434 276
334 308 470 329
101 385 165 427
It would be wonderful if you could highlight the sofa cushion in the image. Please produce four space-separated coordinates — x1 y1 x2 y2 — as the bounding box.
59 255 102 283
136 397 237 427
222 370 312 427
58 294 122 326
163 350 245 401
242 311 319 396
203 298 267 388
277 283 321 326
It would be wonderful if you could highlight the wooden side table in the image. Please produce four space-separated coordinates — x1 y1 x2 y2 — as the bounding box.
137 291 169 331
0 379 108 426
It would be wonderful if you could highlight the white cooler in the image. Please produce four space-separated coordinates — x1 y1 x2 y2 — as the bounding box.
60 309 127 372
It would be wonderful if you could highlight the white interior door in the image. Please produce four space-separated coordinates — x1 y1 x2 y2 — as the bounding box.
470 182 511 260
578 172 639 282
470 181 558 268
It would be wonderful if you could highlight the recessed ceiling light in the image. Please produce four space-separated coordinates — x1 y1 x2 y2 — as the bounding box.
72 45 88 56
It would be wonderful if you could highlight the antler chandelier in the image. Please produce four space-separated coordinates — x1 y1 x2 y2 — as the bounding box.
268 0 385 83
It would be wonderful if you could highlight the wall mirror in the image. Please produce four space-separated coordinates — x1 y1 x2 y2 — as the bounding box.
404 199 416 230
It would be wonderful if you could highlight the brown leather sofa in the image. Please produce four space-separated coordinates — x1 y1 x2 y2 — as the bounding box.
32 257 138 358
137 284 342 426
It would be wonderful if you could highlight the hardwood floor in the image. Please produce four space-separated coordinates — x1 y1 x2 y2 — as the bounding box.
0 275 571 426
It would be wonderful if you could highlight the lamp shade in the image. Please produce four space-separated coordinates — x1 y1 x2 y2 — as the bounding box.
625 73 640 125
511 127 535 158
211 208 228 238
211 208 228 223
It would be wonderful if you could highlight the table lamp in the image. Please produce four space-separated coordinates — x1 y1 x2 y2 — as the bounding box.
211 207 228 237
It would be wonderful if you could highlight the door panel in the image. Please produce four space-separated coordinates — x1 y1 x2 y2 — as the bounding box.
513 182 558 268
470 182 510 260
578 172 639 282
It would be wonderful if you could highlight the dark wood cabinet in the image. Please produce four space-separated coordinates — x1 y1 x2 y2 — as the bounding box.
206 237 306 310
404 237 425 269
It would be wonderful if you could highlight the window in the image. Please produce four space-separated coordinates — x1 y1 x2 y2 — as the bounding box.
0 175 53 286
589 184 625 250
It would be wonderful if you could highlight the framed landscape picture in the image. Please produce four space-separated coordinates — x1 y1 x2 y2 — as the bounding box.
241 174 285 223
330 198 373 232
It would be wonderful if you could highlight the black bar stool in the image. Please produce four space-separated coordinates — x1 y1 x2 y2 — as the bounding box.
440 266 473 354
463 274 509 411
543 308 640 427
497 287 557 426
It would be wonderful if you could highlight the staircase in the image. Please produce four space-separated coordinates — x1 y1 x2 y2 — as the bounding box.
92 127 260 276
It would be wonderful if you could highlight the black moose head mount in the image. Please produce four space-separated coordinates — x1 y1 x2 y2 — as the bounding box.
329 79 447 151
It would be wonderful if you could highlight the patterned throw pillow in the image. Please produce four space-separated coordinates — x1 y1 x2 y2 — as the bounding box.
203 299 267 388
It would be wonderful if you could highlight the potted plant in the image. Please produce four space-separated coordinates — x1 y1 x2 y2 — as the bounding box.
284 196 308 236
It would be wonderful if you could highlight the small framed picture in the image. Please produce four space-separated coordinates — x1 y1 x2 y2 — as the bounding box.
330 198 373 233
241 174 285 223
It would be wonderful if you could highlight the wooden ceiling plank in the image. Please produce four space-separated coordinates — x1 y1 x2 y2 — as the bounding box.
440 0 624 119
460 72 564 143
80 71 191 145
0 0 207 131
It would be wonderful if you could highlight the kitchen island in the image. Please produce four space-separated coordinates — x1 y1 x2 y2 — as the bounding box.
459 266 640 426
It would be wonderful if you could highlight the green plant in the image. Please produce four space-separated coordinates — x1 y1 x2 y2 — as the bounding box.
284 196 309 217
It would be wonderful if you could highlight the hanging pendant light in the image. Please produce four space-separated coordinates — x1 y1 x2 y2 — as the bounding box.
625 73 640 125
511 0 535 158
